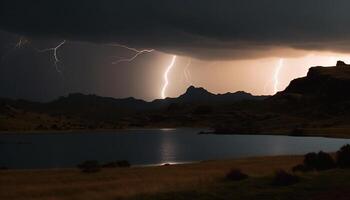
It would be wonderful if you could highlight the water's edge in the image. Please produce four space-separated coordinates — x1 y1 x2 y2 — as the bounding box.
1 128 349 169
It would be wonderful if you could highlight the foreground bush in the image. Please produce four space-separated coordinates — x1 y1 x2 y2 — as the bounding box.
337 144 350 168
272 170 299 186
226 169 248 181
77 160 101 173
303 151 336 171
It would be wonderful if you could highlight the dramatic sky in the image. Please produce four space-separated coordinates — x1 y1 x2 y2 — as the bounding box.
1 0 350 101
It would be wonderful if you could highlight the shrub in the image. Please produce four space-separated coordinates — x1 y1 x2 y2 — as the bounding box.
303 152 318 167
303 151 336 171
77 160 101 173
102 162 117 168
102 160 131 168
317 151 336 170
117 160 131 167
226 169 248 181
272 170 299 186
336 144 350 168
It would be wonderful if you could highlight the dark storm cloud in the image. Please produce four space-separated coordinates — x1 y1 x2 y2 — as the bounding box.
1 0 350 59
0 30 165 101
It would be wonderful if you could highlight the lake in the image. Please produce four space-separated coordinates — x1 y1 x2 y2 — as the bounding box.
1 128 350 169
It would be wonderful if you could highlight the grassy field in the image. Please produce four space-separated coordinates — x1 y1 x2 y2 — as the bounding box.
131 169 350 200
1 155 350 200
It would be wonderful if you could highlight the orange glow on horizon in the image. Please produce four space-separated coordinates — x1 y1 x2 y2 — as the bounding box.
158 52 350 99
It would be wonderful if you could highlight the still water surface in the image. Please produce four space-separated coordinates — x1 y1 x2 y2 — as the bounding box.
1 128 350 169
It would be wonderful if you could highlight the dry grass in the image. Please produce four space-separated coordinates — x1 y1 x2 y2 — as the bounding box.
0 155 302 200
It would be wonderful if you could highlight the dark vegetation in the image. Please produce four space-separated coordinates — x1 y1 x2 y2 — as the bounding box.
78 160 131 173
129 170 350 200
225 168 300 187
225 169 248 181
337 144 350 168
2 148 350 200
228 144 350 187
303 151 336 171
127 144 350 199
77 160 101 173
292 144 350 173
102 160 131 168
272 170 299 186
221 144 350 188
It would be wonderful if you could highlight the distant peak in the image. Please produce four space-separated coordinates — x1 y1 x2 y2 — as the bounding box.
336 60 350 67
185 86 209 94
176 86 214 101
187 85 196 90
65 93 87 99
233 91 252 95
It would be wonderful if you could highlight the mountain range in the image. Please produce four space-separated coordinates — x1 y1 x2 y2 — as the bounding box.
2 62 350 137
0 85 266 131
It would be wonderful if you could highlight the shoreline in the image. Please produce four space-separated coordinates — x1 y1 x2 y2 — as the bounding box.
201 132 350 139
1 127 350 139
0 127 208 135
0 152 337 171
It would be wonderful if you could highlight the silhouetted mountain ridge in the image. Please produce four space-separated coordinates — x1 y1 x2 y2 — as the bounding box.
4 63 350 135
154 86 266 104
0 86 266 130
274 62 350 102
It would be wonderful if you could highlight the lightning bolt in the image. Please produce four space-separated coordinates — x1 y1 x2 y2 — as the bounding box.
15 37 29 49
273 58 284 94
111 44 154 64
161 55 177 99
37 40 66 75
183 58 192 85
1 36 30 63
